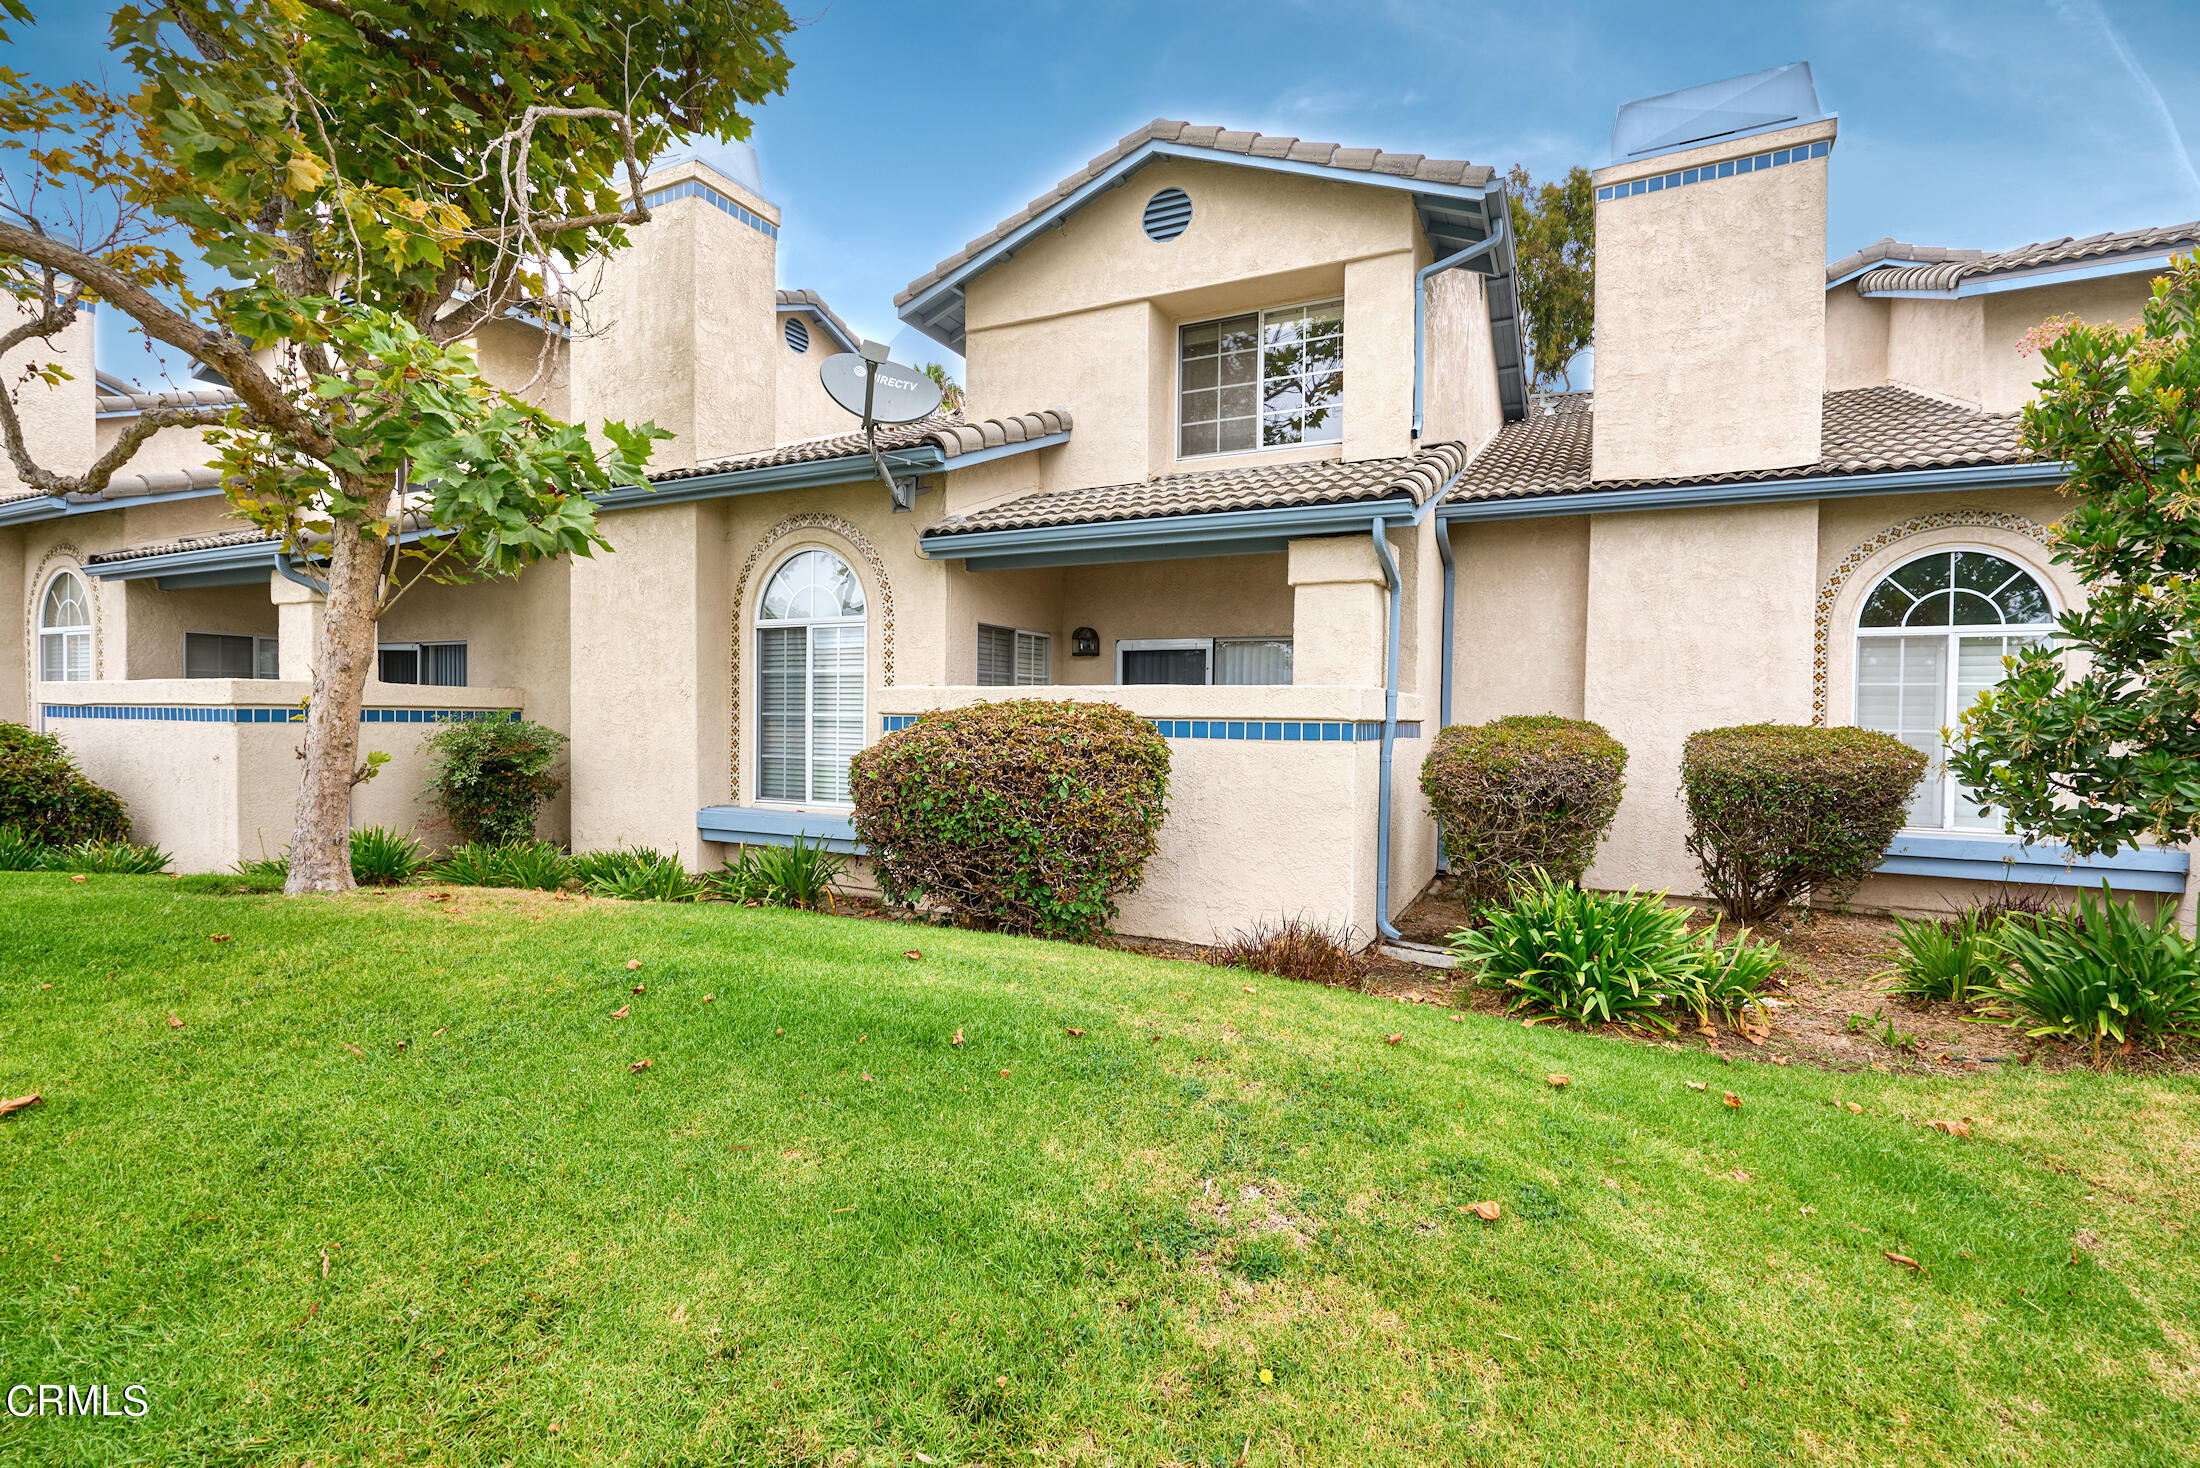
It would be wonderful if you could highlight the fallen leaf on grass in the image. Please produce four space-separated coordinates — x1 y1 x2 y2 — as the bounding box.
951 1028 964 1046
630 1058 653 1073
1243 985 1257 994
1448 1014 1464 1023
1462 1201 1501 1222
911 1454 937 1466
860 1072 874 1082
631 984 646 995
998 1069 1010 1078
1722 1092 1742 1108
609 1005 629 1019
341 1042 366 1058
626 959 643 972
1385 1034 1403 1046
1927 1118 1974 1138
1547 1074 1569 1088
1686 1081 1708 1091
166 1016 184 1029
0 1094 42 1119
775 1027 784 1035
903 950 922 961
1884 1251 1924 1272
429 892 451 902
209 933 230 942
395 1040 407 1051
701 994 713 1004
1845 1102 1863 1114
1771 1055 1791 1066
831 1205 854 1214
431 1027 447 1036
1066 1027 1086 1037
1723 1169 1751 1183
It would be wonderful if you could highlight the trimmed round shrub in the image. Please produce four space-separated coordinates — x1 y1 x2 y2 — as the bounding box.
849 699 1170 940
0 720 130 846
422 717 568 844
1419 714 1627 901
1681 723 1926 923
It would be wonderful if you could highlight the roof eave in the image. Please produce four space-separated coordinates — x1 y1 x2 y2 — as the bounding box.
921 486 1443 571
897 139 1499 355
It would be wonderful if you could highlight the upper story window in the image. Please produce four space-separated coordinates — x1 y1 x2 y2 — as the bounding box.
1178 298 1343 458
1853 549 2055 830
38 570 91 682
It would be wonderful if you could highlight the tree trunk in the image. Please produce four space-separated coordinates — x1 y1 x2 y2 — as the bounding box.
283 512 391 894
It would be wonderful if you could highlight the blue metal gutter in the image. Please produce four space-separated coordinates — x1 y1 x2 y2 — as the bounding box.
1413 216 1509 439
1436 459 2071 524
0 485 225 528
1370 515 1406 943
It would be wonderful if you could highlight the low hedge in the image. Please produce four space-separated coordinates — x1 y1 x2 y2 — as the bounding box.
1419 714 1627 901
1681 723 1925 923
848 699 1170 940
422 717 568 845
0 721 130 846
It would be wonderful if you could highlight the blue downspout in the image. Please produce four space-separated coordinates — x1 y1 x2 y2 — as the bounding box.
1371 517 1405 943
1433 513 1456 874
1412 214 1509 440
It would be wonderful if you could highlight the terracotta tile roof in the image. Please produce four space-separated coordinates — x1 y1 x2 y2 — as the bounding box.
926 441 1469 535
1825 238 1982 282
86 527 273 565
1837 221 2200 294
653 409 1070 483
1450 387 2034 504
897 120 1496 307
774 288 859 350
94 384 240 415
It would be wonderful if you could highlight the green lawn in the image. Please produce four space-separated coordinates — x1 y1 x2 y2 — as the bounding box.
1 876 2195 1467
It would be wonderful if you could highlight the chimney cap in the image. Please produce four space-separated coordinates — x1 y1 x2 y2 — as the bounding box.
1611 63 1828 167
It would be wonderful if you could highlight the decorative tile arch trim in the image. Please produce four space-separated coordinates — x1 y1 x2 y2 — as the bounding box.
24 542 103 711
726 513 895 801
1811 509 2052 725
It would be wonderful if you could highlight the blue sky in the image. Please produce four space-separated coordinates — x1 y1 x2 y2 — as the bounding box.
11 0 2199 386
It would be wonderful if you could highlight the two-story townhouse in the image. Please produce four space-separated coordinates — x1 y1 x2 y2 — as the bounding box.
7 62 2194 940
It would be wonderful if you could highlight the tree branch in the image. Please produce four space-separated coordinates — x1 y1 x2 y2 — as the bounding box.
0 218 336 459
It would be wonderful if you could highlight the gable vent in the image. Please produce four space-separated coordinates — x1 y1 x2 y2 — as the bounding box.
1142 187 1193 242
784 316 811 353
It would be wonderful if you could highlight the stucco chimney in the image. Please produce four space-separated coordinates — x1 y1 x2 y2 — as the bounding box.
568 157 780 472
1588 64 1835 483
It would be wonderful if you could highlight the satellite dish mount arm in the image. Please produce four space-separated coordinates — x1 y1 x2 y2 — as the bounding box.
857 341 915 512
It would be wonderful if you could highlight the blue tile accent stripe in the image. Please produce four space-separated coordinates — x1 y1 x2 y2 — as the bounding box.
882 714 1421 743
642 180 778 238
43 704 517 726
1596 139 1831 203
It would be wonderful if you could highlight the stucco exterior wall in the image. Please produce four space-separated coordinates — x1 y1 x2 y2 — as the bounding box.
569 159 779 471
0 527 23 723
1979 273 2153 413
1885 297 1985 407
472 316 570 418
119 582 277 679
1590 119 1836 481
1582 502 1820 894
1421 269 1504 454
773 311 861 444
1823 286 1889 392
0 304 94 495
38 681 526 871
1054 554 1294 686
1447 515 1590 724
961 156 1435 491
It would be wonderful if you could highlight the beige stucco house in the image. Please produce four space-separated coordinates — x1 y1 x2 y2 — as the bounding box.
6 63 2195 940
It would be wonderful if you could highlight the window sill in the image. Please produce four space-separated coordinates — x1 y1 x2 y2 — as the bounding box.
697 805 861 853
1877 832 2190 894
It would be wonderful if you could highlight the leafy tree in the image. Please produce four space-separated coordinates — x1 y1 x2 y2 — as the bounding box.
1504 164 1594 393
0 1 794 893
1950 254 2200 855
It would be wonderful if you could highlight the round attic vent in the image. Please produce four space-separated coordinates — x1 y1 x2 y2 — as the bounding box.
784 316 810 353
1142 187 1192 242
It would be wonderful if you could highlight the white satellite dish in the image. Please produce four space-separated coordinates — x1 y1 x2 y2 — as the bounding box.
823 340 947 511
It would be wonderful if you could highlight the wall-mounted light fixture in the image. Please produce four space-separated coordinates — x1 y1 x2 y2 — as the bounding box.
1070 626 1100 658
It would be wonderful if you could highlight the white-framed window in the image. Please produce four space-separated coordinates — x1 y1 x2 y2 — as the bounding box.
378 641 468 687
185 632 279 680
757 547 866 805
1178 297 1344 458
37 569 92 682
977 624 1050 686
1117 637 1293 686
1853 548 2056 830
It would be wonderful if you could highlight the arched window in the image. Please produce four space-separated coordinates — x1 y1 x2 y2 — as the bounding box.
1854 548 2055 829
756 548 866 804
38 569 93 683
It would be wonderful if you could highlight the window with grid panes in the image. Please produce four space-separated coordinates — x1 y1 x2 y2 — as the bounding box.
1178 298 1343 457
